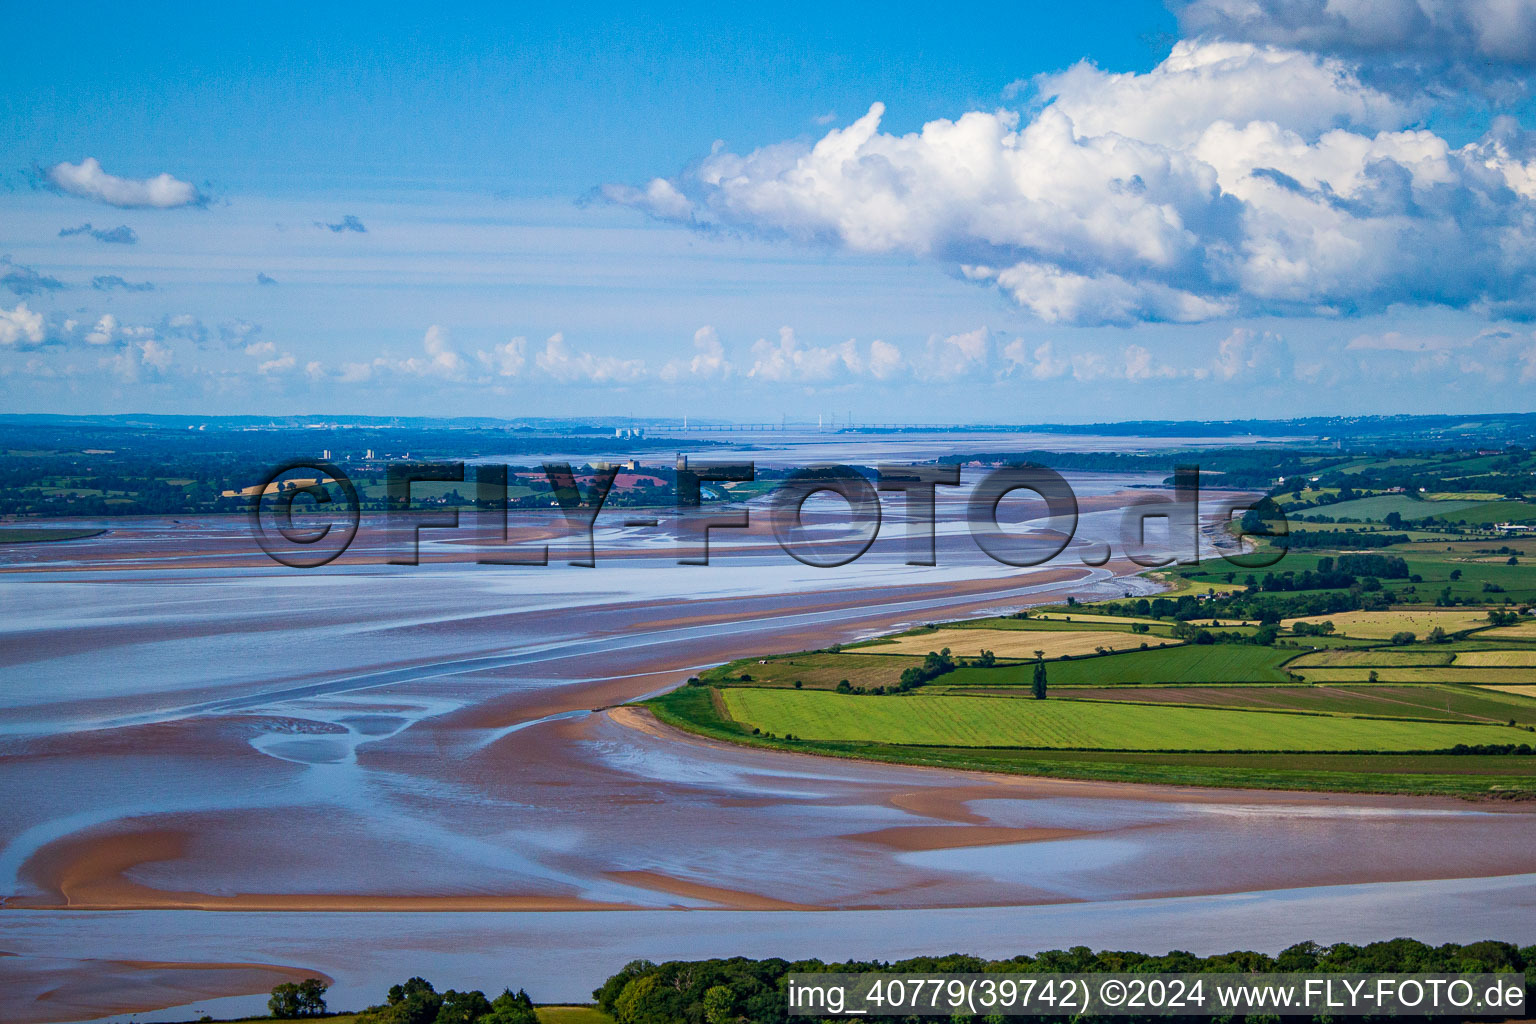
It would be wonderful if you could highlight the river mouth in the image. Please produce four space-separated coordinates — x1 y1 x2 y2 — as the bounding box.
4 459 1535 1021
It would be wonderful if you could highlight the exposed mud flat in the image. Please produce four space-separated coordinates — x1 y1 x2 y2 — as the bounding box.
3 466 1533 1022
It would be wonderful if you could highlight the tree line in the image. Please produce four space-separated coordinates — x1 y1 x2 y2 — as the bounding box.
593 939 1535 1024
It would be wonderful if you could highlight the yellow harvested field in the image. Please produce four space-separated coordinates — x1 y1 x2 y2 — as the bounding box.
1289 649 1454 668
1477 684 1536 698
1298 667 1536 685
1456 651 1536 667
1483 621 1536 640
854 628 1169 659
1283 609 1495 639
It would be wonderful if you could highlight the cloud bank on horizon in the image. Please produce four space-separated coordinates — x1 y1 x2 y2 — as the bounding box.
606 22 1536 326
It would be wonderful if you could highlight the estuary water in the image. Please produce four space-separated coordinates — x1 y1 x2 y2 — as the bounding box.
1 439 1533 1023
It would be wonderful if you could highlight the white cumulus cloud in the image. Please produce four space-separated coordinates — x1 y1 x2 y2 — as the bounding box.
47 157 204 209
1000 337 1181 383
1003 338 1068 380
393 325 467 379
139 338 173 371
746 327 900 384
477 337 528 377
0 303 46 347
1205 327 1294 381
865 339 905 380
660 326 733 381
79 314 154 347
1123 343 1181 381
99 338 172 382
535 333 645 383
917 327 990 380
607 38 1536 326
258 352 297 375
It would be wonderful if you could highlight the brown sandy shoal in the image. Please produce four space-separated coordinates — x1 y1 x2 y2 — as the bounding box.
608 703 673 740
13 705 1536 916
603 870 822 911
12 826 638 913
0 956 331 1024
10 806 1051 913
847 824 1091 851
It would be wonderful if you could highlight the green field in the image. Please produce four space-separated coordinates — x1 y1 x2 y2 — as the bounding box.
1016 611 1167 627
537 1008 614 1024
1163 547 1508 597
1425 500 1536 525
845 746 1536 795
1044 683 1536 726
1391 552 1536 604
718 688 1522 751
1317 494 1485 522
945 643 1299 686
648 685 1536 796
1333 456 1439 475
1423 491 1506 502
1291 492 1536 529
1403 536 1536 557
1139 571 1247 597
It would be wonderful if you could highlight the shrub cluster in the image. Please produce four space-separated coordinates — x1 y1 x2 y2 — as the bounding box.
348 978 537 1024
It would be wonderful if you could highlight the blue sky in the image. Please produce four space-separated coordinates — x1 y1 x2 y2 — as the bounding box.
4 0 1536 421
2 3 1180 194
